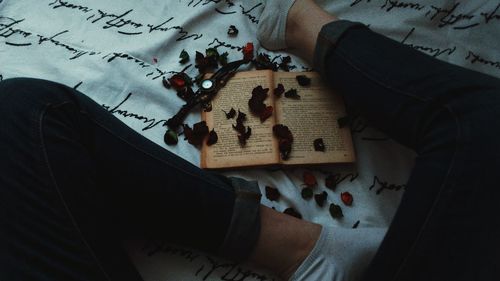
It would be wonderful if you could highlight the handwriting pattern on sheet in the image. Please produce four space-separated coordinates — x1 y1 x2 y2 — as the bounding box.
1 1 499 280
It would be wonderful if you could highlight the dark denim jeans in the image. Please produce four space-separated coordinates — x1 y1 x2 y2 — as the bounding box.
315 21 500 281
0 79 261 280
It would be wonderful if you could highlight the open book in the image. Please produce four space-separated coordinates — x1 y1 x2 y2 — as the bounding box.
201 70 355 169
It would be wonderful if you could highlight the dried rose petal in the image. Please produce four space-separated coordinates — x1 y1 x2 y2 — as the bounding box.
301 187 313 199
236 110 247 123
314 191 328 207
296 75 311 86
238 127 252 146
228 25 239 36
303 171 317 188
184 121 209 146
329 203 343 219
223 108 236 119
284 89 300 99
341 192 353 206
206 129 218 146
279 56 295 71
242 42 254 61
313 138 325 151
265 186 280 201
164 129 178 145
260 106 273 122
284 207 302 219
274 83 285 97
179 49 189 64
325 174 339 191
273 124 293 160
162 77 171 89
254 53 277 71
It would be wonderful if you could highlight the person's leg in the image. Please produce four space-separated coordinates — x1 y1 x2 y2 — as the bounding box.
0 78 320 280
276 0 500 280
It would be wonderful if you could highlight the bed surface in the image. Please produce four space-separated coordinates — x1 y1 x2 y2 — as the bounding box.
1 0 499 280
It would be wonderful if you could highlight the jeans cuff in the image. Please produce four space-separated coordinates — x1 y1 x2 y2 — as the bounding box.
314 20 366 78
218 177 262 261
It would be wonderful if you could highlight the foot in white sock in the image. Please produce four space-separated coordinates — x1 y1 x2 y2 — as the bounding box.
257 0 298 50
289 226 386 281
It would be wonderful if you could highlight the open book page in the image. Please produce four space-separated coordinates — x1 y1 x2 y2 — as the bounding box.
274 72 355 165
201 70 280 169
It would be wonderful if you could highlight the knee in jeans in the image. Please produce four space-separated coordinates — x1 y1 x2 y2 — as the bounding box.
0 78 74 115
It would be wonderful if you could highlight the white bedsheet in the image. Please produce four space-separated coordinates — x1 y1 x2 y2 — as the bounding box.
1 0 499 280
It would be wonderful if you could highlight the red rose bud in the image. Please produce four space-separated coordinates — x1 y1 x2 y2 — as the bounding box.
242 42 254 61
168 73 187 90
341 191 353 206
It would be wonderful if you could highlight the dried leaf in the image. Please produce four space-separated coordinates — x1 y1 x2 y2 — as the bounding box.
301 187 313 199
325 174 339 191
164 129 178 145
265 186 280 201
329 203 344 219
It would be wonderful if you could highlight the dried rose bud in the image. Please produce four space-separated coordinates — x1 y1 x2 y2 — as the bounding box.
313 138 325 151
206 129 218 146
274 83 285 97
265 186 280 201
164 129 178 145
284 207 302 219
314 191 328 207
329 203 343 219
303 171 317 188
242 42 254 61
168 73 191 90
301 187 313 199
341 192 353 206
296 75 311 86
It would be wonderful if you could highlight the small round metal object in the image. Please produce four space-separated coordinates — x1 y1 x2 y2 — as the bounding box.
200 79 215 92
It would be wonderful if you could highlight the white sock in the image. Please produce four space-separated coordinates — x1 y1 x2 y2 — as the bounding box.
257 0 298 50
289 226 386 281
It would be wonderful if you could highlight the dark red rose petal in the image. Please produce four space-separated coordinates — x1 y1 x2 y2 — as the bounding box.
168 73 188 90
303 171 317 188
223 107 236 119
273 124 294 160
184 121 209 146
314 191 328 207
296 75 311 86
274 83 285 97
325 174 339 191
283 207 302 219
206 129 218 146
259 106 273 122
284 89 300 99
341 191 353 206
313 138 326 152
265 186 280 201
